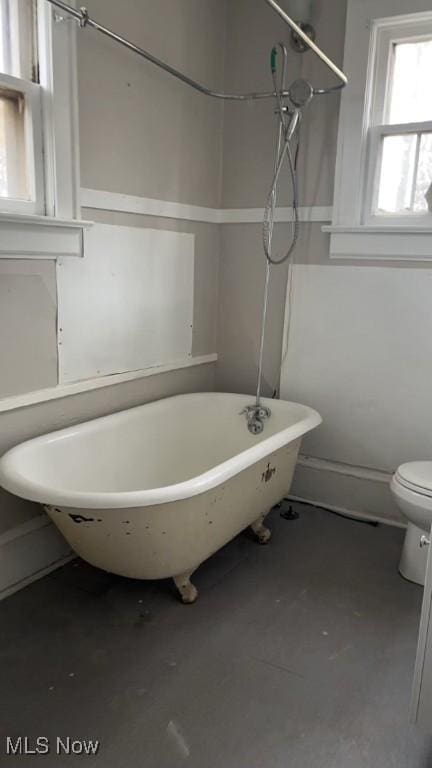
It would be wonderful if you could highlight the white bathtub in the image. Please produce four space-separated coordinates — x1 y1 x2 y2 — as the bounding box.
0 393 321 602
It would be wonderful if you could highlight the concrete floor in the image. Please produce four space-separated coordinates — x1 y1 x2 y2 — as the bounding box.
1 504 432 767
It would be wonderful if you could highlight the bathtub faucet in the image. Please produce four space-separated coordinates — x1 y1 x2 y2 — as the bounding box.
241 404 271 435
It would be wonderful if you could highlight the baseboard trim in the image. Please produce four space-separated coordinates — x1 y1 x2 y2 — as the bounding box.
292 454 403 526
297 454 393 484
0 515 73 602
0 514 49 546
287 494 406 529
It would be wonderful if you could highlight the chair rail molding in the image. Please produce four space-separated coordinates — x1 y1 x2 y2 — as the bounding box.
81 187 333 225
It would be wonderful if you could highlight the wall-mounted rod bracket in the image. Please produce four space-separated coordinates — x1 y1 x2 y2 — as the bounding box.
263 0 348 86
79 6 89 29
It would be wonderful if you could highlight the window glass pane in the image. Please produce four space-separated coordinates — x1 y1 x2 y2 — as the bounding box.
414 133 432 212
0 87 30 200
388 39 432 124
376 134 417 214
0 0 37 82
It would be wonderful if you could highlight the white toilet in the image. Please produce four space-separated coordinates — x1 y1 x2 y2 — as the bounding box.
391 462 432 586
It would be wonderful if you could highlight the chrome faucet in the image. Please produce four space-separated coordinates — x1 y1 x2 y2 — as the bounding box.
241 404 271 435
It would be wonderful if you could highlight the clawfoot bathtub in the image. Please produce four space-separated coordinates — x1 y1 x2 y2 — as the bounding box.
0 393 321 602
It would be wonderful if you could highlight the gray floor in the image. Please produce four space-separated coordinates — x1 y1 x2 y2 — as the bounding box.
1 504 432 767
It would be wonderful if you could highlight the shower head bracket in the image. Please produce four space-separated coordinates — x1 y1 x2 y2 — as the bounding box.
290 22 316 53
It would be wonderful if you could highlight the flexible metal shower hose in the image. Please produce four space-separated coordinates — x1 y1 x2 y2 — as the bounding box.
255 44 300 409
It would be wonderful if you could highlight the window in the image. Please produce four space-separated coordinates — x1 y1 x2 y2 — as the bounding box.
326 3 432 260
0 0 82 231
365 24 432 224
0 0 44 214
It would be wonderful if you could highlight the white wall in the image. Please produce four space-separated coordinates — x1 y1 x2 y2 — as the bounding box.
283 263 432 473
78 0 226 208
0 261 57 397
280 254 432 524
58 224 195 383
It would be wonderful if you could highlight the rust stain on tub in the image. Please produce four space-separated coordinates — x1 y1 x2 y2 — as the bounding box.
262 463 276 483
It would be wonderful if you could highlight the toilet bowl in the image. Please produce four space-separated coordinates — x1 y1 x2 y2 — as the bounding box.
391 462 432 586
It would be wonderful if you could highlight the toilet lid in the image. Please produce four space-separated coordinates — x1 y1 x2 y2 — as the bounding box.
395 462 432 497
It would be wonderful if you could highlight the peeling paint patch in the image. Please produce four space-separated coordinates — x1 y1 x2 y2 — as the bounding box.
262 463 276 483
44 505 62 515
167 720 190 759
68 514 95 524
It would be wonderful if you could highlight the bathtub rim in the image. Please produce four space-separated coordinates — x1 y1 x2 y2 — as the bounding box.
0 392 321 510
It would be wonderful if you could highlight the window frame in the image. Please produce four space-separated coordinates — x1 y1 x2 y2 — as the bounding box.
325 2 432 260
0 0 81 222
363 18 432 227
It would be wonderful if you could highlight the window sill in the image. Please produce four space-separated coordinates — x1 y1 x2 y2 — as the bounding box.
322 225 432 261
0 213 93 259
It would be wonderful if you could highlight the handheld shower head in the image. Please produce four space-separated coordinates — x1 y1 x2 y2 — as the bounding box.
288 78 314 107
284 80 313 139
286 109 301 140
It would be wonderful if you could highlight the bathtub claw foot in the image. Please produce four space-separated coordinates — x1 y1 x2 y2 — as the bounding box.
251 516 272 545
174 573 198 604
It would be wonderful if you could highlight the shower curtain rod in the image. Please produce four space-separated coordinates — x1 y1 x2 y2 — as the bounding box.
45 0 347 99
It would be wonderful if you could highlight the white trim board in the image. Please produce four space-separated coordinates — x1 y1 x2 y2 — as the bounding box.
297 454 392 484
0 515 73 602
81 188 333 225
0 353 217 413
0 213 92 259
291 454 404 527
81 188 220 224
323 226 432 261
220 206 333 224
